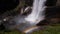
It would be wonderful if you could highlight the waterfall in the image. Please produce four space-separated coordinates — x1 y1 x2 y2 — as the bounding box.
6 0 47 33
25 0 46 25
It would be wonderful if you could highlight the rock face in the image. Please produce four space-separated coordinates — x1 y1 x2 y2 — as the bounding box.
37 6 60 26
45 0 60 24
0 0 19 15
45 0 57 6
56 0 60 6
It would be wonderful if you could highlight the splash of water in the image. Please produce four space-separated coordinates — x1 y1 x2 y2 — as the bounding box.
25 0 46 25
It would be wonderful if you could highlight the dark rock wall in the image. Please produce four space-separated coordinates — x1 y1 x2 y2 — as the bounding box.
0 0 19 15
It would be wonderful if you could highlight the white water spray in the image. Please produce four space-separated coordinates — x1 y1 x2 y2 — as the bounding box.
25 0 46 25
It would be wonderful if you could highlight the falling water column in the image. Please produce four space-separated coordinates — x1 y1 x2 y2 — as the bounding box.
23 0 47 34
25 0 46 25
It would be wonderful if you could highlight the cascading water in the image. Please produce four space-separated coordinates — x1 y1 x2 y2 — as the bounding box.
25 0 46 25
23 0 47 33
5 0 47 34
17 0 47 33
